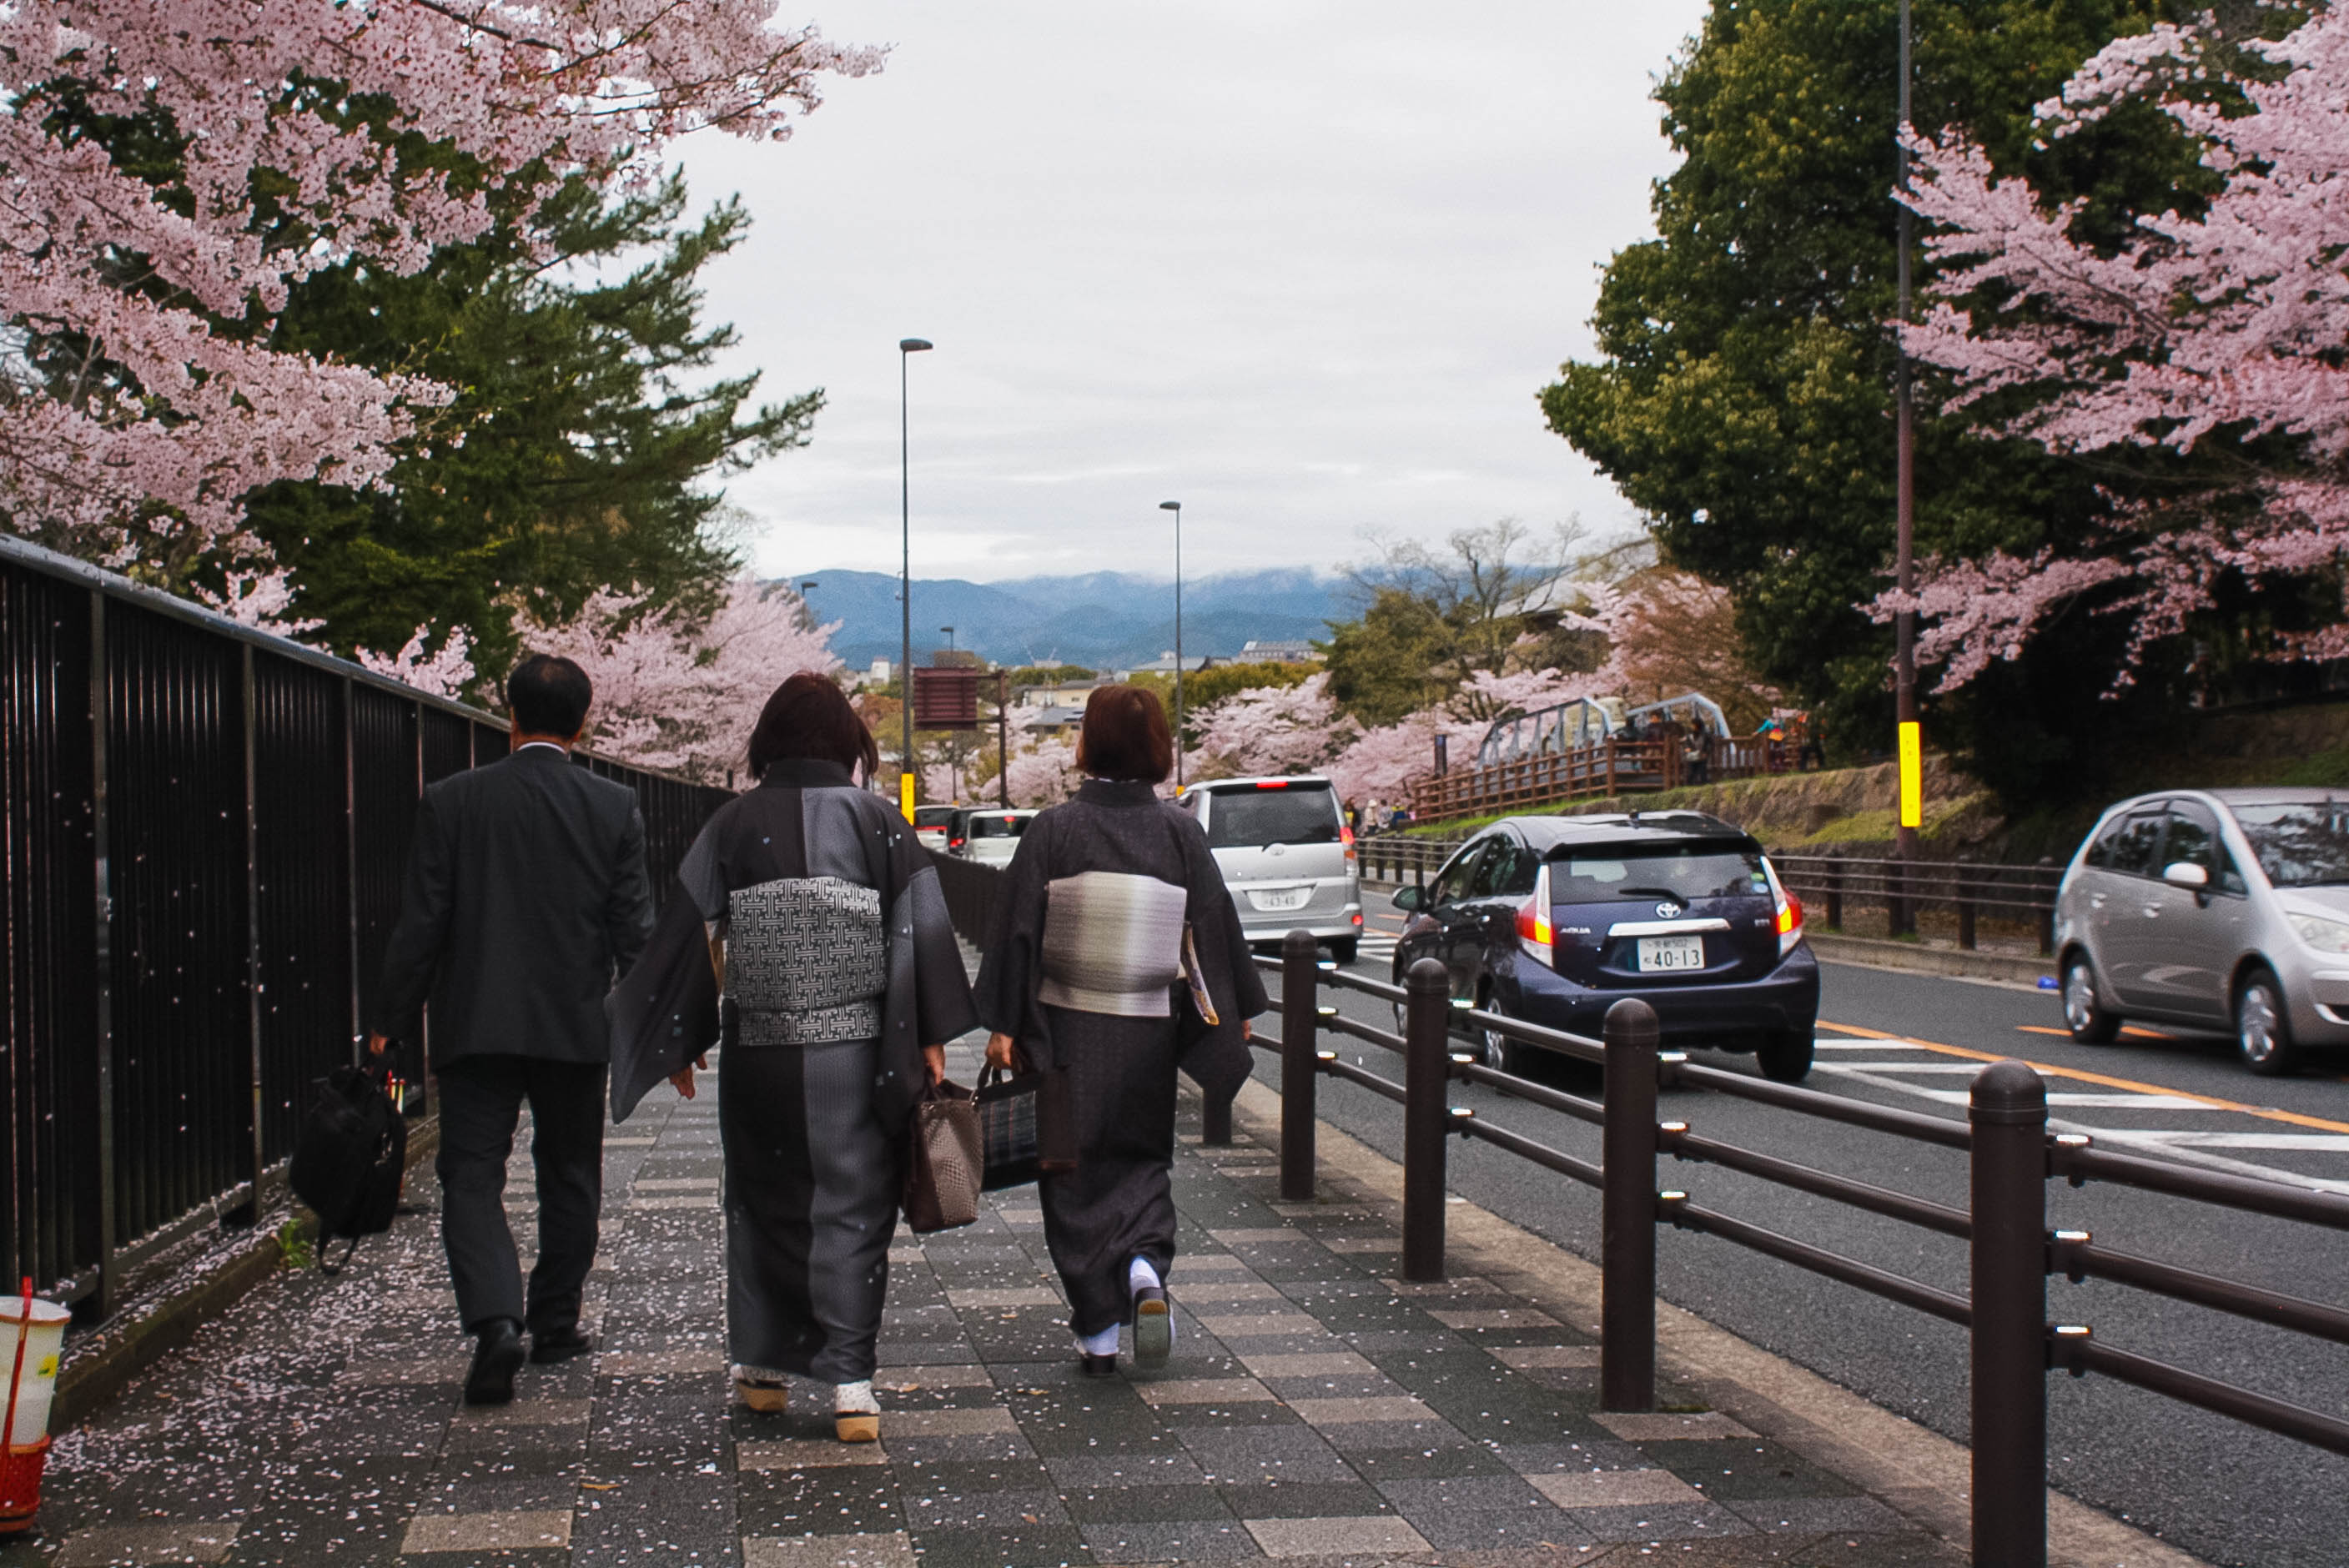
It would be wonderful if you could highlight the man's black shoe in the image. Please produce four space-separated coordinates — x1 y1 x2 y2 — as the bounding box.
529 1327 592 1364
465 1320 526 1405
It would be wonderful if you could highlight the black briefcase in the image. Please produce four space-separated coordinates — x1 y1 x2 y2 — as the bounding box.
289 1064 408 1273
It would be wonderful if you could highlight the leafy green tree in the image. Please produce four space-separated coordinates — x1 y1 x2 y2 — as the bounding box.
1540 0 2239 804
246 173 817 676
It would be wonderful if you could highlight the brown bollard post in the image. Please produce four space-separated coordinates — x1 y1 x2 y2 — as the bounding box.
1401 957 1451 1283
1280 930 1320 1201
1971 1061 2050 1568
1600 998 1660 1412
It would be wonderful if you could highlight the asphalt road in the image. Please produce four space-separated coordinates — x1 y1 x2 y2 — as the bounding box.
1264 907 2349 1568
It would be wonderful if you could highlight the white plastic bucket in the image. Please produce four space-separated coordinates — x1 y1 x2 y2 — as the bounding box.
1 1298 68 1446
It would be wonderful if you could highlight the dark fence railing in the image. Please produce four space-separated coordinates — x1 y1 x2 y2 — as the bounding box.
924 858 2349 1567
1361 839 2065 956
0 535 730 1322
1772 852 2063 952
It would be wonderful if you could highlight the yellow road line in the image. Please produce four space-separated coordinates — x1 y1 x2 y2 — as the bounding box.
2016 1023 2173 1042
1817 1018 2349 1137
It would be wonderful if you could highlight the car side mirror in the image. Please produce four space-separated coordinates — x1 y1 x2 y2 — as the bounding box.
2162 862 2210 892
1391 885 1423 913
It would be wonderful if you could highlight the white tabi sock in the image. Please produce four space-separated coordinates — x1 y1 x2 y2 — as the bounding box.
1128 1257 1161 1293
1078 1323 1122 1357
833 1380 879 1415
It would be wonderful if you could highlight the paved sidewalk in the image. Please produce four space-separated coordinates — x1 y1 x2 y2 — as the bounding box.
3 1037 1967 1568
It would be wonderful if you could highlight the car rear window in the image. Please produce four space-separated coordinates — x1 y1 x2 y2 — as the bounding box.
1205 784 1340 849
968 814 1027 838
2230 801 2349 888
914 807 958 829
1547 842 1768 903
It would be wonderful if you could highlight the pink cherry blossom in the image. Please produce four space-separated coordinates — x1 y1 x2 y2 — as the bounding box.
1885 10 2349 690
520 577 839 781
1001 735 1080 808
359 624 478 700
0 0 881 573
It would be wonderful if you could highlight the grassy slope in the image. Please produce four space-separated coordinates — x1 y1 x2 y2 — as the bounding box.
1403 700 2349 862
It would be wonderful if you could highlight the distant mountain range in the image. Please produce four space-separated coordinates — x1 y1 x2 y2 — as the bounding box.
787 568 1354 673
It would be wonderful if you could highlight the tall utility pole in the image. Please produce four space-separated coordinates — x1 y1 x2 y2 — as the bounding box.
1160 500 1185 786
898 337 932 819
1893 0 1920 861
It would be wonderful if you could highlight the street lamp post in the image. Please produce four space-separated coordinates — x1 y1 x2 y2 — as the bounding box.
1160 500 1184 786
899 338 932 818
941 626 955 653
1893 0 1919 863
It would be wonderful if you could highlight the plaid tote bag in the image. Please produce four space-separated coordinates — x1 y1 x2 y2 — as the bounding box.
976 1063 1044 1191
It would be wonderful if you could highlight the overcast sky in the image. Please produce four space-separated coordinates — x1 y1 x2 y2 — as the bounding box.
672 2 1710 585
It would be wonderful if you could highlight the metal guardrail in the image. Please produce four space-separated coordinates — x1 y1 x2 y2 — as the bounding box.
0 534 729 1321
926 853 2348 1562
1771 852 2063 952
1242 934 2349 1566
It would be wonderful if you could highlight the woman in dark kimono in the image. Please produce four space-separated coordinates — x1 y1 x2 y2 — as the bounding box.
662 674 977 1440
974 685 1266 1376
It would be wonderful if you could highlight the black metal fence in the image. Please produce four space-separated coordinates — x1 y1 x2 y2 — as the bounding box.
0 535 729 1320
928 847 1009 952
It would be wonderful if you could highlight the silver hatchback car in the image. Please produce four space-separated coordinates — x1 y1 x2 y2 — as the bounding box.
2055 788 2349 1074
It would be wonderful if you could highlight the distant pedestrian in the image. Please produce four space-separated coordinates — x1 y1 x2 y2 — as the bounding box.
369 655 654 1405
974 685 1266 1376
634 673 976 1441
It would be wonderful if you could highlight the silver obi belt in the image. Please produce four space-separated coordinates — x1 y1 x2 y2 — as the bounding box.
727 876 887 1045
1039 871 1186 1018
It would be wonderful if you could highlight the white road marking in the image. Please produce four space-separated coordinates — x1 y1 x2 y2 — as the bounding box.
1912 1090 2220 1110
1813 1039 1928 1051
1815 1062 1994 1074
2108 1131 2349 1153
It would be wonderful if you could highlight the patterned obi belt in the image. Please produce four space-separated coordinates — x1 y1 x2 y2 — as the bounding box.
1039 871 1186 1018
726 877 888 1045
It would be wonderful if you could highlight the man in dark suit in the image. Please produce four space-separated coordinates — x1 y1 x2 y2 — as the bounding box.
368 655 655 1404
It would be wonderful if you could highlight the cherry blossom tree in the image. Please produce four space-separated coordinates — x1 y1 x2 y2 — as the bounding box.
1001 735 1081 808
0 0 880 578
1884 8 2349 688
1190 673 1353 779
520 577 838 781
360 626 478 701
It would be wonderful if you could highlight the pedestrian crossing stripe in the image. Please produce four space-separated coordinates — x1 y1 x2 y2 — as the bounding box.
1816 1019 2349 1138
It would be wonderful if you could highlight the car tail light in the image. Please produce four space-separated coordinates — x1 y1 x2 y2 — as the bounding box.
948 836 964 850
1763 858 1803 957
1515 862 1554 965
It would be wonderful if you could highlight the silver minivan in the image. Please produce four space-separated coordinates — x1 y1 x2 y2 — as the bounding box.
2055 787 2349 1074
1181 776 1365 962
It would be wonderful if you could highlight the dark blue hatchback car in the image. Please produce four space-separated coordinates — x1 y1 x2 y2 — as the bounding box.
1390 812 1819 1081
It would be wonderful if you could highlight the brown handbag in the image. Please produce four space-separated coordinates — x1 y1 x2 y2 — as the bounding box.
903 1078 983 1234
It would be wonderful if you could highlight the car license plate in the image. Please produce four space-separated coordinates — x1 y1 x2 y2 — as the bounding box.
1635 935 1707 972
1250 886 1311 912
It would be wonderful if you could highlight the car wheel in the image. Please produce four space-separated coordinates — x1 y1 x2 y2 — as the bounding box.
2236 967 2301 1077
2061 955 2120 1044
1479 991 1518 1078
1756 1030 1814 1083
1329 938 1358 966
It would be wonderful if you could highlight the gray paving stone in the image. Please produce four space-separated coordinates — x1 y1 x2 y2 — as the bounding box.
400 1509 573 1552
54 1523 240 1566
1241 1515 1429 1556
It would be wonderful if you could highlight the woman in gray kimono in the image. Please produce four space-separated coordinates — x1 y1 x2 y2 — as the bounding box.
666 673 977 1440
975 685 1266 1376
